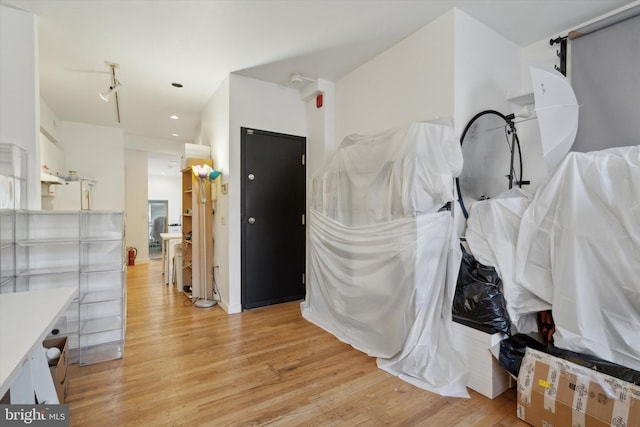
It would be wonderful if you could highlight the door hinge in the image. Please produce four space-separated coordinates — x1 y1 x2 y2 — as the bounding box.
301 154 305 165
302 273 305 284
246 129 254 135
302 214 305 225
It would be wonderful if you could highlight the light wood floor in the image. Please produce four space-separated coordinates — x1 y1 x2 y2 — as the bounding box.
66 261 528 426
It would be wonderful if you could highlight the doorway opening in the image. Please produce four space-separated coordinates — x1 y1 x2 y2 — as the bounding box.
148 199 168 259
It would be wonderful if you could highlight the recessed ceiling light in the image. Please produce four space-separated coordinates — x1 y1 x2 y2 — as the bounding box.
171 82 183 88
170 115 179 120
171 133 179 137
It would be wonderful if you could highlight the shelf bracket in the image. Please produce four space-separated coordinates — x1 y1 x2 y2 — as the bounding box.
550 36 568 76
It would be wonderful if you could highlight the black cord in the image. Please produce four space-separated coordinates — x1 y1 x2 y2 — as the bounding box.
212 267 221 303
455 110 524 219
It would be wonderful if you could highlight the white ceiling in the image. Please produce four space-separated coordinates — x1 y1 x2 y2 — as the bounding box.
148 152 181 177
2 0 634 154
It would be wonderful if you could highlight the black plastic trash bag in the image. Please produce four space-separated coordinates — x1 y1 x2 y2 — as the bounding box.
452 245 511 335
498 333 640 385
548 347 640 386
498 333 547 377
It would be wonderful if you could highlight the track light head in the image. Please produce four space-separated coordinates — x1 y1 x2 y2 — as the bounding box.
99 80 122 102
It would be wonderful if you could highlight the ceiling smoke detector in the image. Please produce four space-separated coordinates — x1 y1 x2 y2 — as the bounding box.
288 73 316 85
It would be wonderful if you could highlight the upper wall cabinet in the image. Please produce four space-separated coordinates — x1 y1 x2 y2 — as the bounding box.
0 143 28 210
40 98 60 143
40 132 65 178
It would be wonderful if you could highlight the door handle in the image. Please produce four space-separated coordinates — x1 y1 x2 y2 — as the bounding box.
248 173 255 181
248 217 256 224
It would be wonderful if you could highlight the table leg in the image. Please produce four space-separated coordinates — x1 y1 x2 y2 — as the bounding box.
32 345 59 404
10 346 58 404
161 238 167 278
10 358 35 403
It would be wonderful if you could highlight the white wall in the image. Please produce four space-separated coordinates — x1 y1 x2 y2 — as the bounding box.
57 121 125 210
453 9 521 136
452 8 543 218
303 79 336 178
301 78 336 307
521 39 563 92
200 74 306 313
335 10 455 141
227 75 307 313
148 174 182 226
125 149 150 263
0 5 40 209
200 77 231 310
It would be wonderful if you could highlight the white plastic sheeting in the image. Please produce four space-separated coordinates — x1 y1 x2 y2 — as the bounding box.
466 189 547 334
302 121 469 397
467 146 640 371
309 122 463 226
515 146 640 371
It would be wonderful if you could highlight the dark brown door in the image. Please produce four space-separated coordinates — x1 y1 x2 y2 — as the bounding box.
241 128 306 309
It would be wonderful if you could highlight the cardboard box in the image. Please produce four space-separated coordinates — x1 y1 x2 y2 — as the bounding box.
517 348 640 427
43 336 69 403
451 321 511 399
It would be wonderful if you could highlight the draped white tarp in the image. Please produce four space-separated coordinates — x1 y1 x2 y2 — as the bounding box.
302 121 469 397
515 146 640 370
467 146 640 370
309 121 463 226
465 189 547 334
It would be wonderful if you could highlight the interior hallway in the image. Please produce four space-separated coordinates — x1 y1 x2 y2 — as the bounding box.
66 261 527 426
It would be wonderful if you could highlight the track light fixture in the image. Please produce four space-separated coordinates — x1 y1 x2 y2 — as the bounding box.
101 61 122 123
99 80 122 102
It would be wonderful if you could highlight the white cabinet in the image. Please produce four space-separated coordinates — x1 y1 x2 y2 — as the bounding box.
450 322 511 399
47 180 95 210
0 143 27 210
